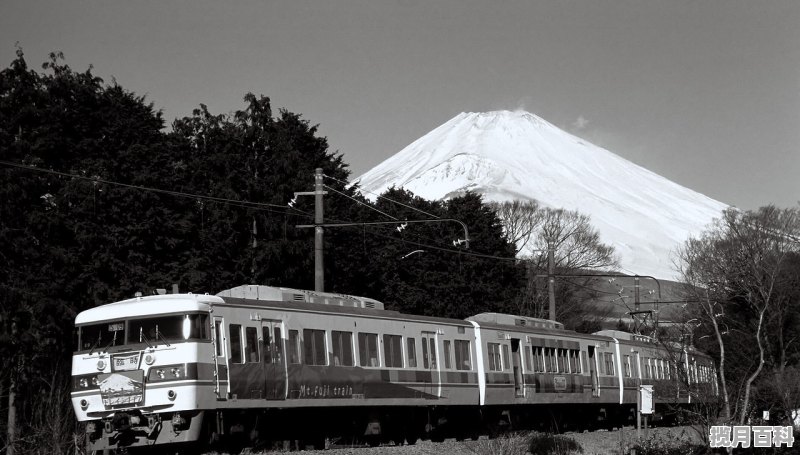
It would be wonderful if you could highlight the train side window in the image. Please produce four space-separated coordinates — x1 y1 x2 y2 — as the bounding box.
407 338 417 368
261 325 278 363
422 338 430 369
287 330 300 364
557 348 567 373
383 334 403 368
303 329 327 366
229 324 243 364
523 345 532 372
545 347 557 372
501 344 509 372
487 343 502 371
603 352 615 376
214 322 223 357
429 337 437 367
443 340 452 369
245 327 259 363
569 349 581 374
455 340 471 371
331 331 354 367
533 347 545 373
358 333 379 367
273 327 283 364
623 355 632 377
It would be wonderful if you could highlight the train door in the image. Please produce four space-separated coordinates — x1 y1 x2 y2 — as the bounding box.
588 345 600 398
212 316 230 399
261 320 286 400
421 331 441 398
511 338 524 397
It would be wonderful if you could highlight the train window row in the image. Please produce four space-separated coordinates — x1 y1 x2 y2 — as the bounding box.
524 347 583 375
223 323 473 370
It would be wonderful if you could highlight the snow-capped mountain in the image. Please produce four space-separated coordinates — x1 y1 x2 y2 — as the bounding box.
355 111 728 280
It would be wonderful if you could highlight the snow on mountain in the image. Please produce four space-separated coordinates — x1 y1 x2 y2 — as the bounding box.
355 111 728 280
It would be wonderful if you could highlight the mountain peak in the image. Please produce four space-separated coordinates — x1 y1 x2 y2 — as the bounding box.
356 111 727 280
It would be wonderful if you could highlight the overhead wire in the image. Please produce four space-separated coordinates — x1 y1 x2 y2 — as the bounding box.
323 173 440 219
0 159 313 218
322 184 397 220
4 160 675 275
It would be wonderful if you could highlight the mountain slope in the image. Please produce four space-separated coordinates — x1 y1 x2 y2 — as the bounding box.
355 111 727 280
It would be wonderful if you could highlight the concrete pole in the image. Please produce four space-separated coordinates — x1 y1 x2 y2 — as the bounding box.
314 168 324 292
548 241 556 321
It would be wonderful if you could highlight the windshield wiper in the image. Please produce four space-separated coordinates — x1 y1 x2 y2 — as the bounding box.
139 327 154 349
88 333 102 355
155 324 171 347
101 330 118 353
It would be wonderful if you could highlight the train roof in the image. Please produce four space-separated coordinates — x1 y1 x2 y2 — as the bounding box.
75 293 223 325
217 285 386 310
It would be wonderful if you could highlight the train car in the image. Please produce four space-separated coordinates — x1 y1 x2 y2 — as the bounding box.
71 285 715 453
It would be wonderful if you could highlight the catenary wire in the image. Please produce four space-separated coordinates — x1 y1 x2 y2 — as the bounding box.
323 173 440 219
0 160 313 218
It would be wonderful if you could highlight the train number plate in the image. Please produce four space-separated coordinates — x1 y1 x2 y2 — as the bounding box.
112 353 140 371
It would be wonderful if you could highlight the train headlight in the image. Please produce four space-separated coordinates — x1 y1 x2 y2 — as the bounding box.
167 390 177 401
170 367 182 378
80 399 89 410
156 369 166 379
96 360 105 371
144 354 155 365
79 378 88 388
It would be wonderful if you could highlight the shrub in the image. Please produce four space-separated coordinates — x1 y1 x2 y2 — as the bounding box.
527 432 583 455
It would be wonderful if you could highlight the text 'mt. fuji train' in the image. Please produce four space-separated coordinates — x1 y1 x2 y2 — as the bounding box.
71 285 716 452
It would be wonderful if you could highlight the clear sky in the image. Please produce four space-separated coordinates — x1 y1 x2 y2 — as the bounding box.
2 0 798 210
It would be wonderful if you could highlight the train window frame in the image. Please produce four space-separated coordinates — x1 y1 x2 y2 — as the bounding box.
422 335 436 369
536 346 544 373
623 355 632 378
214 321 223 358
487 343 502 371
229 324 243 364
569 349 581 374
383 334 403 368
545 347 557 373
407 337 417 368
501 344 510 372
358 332 380 368
557 348 567 373
603 352 615 376
523 344 532 372
455 340 471 371
443 340 452 369
331 330 354 367
303 329 327 366
245 326 259 363
287 330 300 364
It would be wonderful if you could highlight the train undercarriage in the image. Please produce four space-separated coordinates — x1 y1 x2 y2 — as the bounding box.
82 403 680 453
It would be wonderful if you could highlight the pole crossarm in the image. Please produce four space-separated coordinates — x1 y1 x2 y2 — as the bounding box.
296 218 471 249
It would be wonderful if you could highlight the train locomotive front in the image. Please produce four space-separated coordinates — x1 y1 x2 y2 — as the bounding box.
71 293 221 452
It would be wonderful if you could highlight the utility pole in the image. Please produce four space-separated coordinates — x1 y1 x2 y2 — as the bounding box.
314 168 324 292
548 241 556 321
291 168 327 291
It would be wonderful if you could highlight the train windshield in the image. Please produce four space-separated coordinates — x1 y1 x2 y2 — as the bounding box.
76 314 210 352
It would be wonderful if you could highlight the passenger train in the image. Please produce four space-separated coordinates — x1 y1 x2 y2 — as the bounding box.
71 285 716 452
